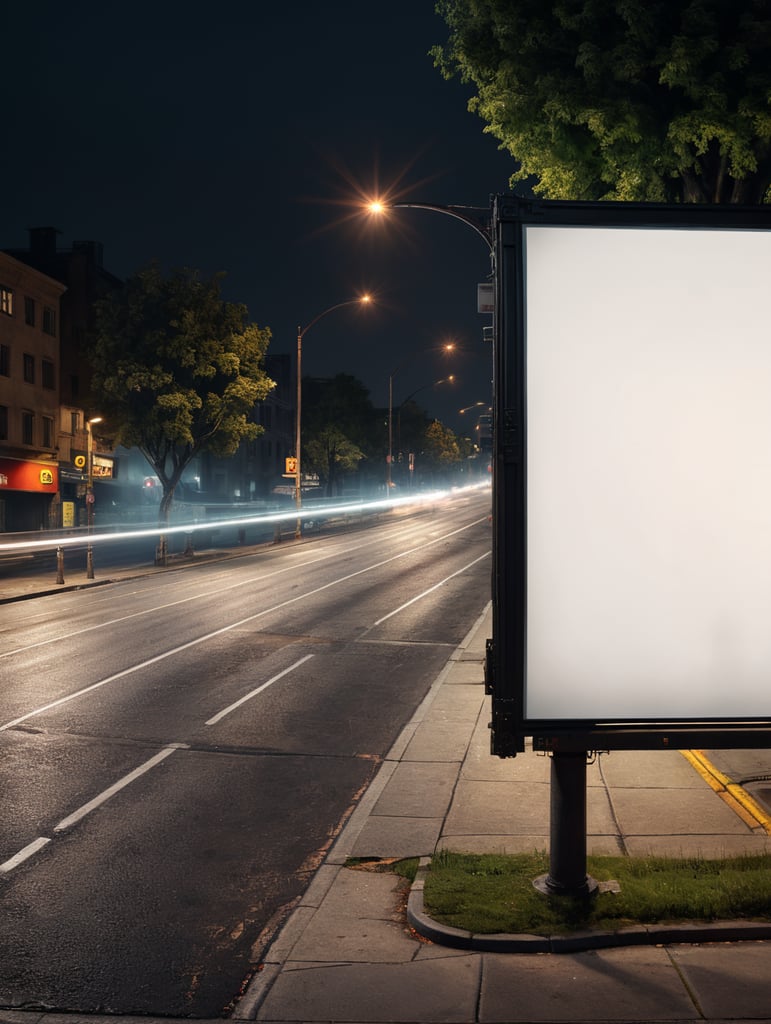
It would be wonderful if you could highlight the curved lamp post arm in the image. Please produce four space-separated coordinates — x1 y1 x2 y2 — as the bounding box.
395 376 455 474
390 202 493 252
298 297 368 340
295 296 371 537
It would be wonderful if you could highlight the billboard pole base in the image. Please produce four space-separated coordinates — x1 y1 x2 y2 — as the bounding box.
533 750 598 898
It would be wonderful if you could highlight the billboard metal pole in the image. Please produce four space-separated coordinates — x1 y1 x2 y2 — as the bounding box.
534 752 598 897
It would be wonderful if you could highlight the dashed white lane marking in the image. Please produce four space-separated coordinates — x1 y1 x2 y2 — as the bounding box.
205 654 314 726
53 744 185 833
0 837 51 873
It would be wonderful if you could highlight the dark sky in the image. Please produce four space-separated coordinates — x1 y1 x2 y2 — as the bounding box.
3 1 515 434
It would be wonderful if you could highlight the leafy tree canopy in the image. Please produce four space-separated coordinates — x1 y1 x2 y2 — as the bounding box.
303 373 378 451
433 0 771 202
305 428 367 497
302 374 379 495
423 419 462 468
87 264 275 520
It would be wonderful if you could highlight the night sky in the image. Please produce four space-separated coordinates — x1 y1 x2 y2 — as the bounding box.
3 1 516 434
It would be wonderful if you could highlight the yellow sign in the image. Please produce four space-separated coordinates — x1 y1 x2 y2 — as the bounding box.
285 456 298 475
39 469 54 485
74 454 86 469
62 501 75 527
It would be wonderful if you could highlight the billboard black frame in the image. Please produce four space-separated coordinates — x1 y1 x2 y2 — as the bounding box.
488 195 771 756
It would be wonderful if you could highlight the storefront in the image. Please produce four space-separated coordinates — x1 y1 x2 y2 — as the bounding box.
0 457 60 532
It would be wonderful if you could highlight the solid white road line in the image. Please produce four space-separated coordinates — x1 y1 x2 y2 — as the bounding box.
53 744 183 832
0 836 51 873
205 654 315 726
373 551 491 626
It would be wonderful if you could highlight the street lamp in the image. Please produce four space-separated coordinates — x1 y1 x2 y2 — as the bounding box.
459 402 486 415
295 295 372 538
85 415 102 579
387 343 454 489
366 200 493 252
396 375 455 483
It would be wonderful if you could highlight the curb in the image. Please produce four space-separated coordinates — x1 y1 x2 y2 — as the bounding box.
682 749 771 835
407 857 771 953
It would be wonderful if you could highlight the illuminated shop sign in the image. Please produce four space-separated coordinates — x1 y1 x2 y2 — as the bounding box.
0 458 59 493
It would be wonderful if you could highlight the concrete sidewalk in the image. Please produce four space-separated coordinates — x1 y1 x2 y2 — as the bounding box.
241 604 771 1024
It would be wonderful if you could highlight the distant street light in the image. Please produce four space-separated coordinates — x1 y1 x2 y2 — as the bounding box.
295 295 372 538
388 343 454 489
85 415 103 579
459 402 486 415
396 375 456 479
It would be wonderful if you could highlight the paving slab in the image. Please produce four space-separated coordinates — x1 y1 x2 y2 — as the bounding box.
442 778 551 837
350 814 444 859
256 956 482 1023
371 760 460 818
478 946 699 1022
669 942 771 1019
623 833 771 857
598 749 708 789
400 718 477 763
609 785 754 836
286 869 416 964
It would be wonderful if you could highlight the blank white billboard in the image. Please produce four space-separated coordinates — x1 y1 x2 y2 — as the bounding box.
525 224 771 722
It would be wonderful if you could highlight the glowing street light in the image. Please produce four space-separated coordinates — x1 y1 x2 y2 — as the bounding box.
295 295 372 537
366 199 493 252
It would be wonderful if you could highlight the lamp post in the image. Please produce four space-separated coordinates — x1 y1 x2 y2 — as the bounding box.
387 343 455 489
367 200 493 252
396 375 455 485
85 415 102 579
295 295 371 538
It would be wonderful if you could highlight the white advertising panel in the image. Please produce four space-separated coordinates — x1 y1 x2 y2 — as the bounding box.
524 224 771 722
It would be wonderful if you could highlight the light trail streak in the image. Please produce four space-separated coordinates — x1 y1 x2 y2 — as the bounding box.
0 484 489 553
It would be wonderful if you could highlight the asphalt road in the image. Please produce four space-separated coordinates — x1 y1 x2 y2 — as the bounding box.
0 488 493 1017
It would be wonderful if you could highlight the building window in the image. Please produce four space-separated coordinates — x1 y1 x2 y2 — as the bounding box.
23 353 35 384
24 296 36 326
0 285 13 316
42 415 54 448
42 306 56 336
22 410 34 445
42 359 55 389
70 410 80 434
0 405 7 441
0 344 9 377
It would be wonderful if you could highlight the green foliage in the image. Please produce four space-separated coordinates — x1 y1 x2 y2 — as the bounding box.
302 374 380 495
423 419 462 468
87 264 274 520
425 850 771 935
305 428 367 496
433 0 771 202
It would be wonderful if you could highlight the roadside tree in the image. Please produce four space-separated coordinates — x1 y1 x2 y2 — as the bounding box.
302 374 379 496
88 264 274 524
422 419 462 482
433 0 771 202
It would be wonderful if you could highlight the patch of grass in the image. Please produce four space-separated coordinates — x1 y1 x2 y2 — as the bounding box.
423 850 771 935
